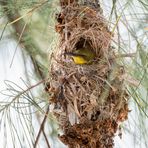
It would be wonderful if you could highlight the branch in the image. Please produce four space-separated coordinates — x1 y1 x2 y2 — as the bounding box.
34 106 50 148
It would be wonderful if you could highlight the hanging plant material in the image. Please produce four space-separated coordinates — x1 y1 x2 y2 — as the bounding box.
47 0 129 147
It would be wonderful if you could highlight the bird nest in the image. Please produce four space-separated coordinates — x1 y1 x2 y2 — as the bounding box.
47 3 129 148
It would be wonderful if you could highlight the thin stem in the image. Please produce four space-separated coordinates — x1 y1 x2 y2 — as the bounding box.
34 106 50 148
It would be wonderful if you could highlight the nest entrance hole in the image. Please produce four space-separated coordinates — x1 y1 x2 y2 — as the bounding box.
74 38 93 52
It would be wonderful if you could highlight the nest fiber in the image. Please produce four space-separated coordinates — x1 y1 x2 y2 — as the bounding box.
47 2 129 148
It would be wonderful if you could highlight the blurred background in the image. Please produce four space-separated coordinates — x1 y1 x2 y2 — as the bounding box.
0 0 148 148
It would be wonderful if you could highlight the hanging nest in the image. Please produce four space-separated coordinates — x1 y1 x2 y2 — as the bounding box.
46 1 129 148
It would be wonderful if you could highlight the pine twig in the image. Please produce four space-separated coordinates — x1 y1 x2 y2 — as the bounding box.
34 106 50 148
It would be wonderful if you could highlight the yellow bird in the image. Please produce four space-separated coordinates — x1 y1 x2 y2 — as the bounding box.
65 47 95 64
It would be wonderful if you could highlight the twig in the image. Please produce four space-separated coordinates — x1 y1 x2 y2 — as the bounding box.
43 130 51 148
0 79 46 112
0 21 8 41
34 105 50 148
10 21 28 68
114 53 136 58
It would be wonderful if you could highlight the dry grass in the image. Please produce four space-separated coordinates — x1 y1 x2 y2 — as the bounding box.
47 2 129 148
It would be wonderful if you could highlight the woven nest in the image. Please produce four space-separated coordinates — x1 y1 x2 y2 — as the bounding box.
47 3 129 148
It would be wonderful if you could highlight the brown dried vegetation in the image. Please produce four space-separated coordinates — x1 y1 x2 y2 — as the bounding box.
47 1 129 147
